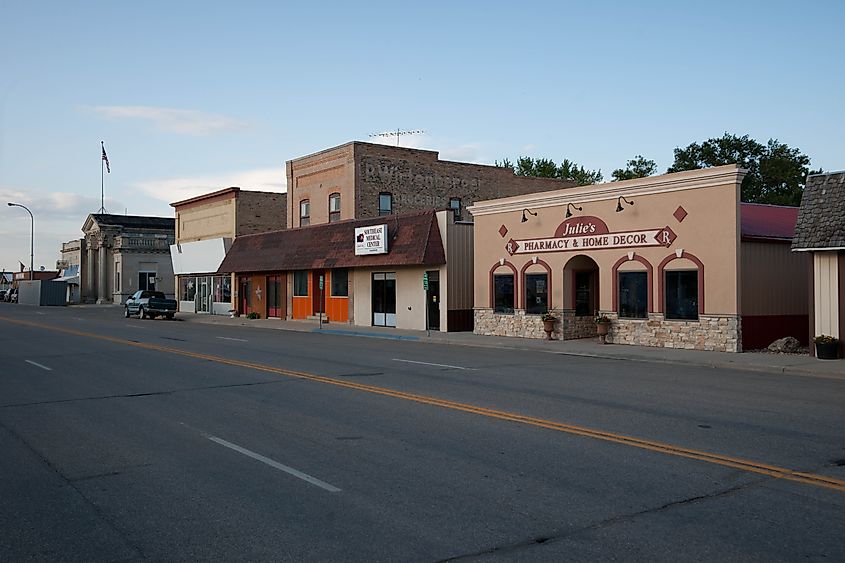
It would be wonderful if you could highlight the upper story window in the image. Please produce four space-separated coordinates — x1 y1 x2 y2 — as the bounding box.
449 197 462 220
329 193 341 223
299 199 310 227
379 192 392 216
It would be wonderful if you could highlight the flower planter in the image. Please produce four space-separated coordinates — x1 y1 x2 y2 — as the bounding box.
816 341 840 360
596 322 610 336
543 319 556 340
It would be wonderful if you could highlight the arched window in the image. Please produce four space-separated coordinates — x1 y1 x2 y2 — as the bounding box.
658 251 704 320
612 254 653 318
489 261 517 313
299 199 310 227
521 259 553 314
329 193 341 223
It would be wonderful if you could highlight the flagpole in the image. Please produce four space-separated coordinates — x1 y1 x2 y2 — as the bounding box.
100 141 105 213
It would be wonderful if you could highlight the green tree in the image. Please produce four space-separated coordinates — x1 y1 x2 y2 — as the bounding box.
611 155 657 181
667 133 817 206
496 156 603 185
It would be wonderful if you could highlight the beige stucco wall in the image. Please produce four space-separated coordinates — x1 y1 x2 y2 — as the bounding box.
469 165 744 317
352 265 446 331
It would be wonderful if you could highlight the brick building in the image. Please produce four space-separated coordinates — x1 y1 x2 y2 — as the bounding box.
170 187 287 315
285 141 575 228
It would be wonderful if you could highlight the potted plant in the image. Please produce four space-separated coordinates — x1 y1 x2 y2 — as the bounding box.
814 335 840 360
594 313 611 343
541 311 557 340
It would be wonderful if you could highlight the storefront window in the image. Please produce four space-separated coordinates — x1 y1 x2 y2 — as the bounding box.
213 276 231 302
665 270 698 320
525 273 548 315
494 274 514 314
293 271 308 296
619 271 647 319
331 268 348 296
181 277 196 301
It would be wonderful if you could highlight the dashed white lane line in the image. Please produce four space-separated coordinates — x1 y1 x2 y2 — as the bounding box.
25 360 52 371
206 435 341 493
216 336 248 342
392 358 475 370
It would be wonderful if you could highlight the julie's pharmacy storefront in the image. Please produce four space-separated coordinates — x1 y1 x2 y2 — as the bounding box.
469 165 808 352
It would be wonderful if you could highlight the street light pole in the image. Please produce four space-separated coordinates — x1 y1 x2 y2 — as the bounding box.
7 202 34 281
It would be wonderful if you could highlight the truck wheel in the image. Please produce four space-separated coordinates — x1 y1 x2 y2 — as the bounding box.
165 313 174 320
139 307 146 319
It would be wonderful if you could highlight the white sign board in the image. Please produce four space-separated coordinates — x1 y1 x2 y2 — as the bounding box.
355 224 388 255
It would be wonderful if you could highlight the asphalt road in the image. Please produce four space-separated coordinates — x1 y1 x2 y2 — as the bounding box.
1 304 844 562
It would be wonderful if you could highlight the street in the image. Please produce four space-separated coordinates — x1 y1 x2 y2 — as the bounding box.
1 305 844 562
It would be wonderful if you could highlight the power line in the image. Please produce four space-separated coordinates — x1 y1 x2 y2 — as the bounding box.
369 129 425 147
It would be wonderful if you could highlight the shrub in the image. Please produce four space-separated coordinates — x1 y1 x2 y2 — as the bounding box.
246 312 260 320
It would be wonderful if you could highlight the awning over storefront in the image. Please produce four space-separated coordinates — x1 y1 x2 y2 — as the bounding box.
55 264 80 284
171 238 232 274
218 210 446 273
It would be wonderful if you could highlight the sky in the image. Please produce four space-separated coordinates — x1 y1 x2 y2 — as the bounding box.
1 0 843 272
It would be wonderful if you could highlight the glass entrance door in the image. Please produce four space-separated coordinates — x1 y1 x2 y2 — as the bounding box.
372 272 396 327
196 276 211 313
267 275 283 318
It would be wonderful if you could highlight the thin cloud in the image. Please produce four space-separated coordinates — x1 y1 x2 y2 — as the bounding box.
136 168 286 205
92 105 250 135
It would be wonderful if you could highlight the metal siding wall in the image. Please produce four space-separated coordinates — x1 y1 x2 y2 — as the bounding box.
740 241 809 315
814 252 840 338
446 222 474 310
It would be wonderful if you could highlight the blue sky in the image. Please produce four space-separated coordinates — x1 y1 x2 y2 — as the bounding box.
1 0 843 272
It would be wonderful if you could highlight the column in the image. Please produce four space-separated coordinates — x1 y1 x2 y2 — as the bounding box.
97 244 108 303
86 243 95 302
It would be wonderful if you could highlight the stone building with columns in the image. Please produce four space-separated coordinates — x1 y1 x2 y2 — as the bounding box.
61 214 175 304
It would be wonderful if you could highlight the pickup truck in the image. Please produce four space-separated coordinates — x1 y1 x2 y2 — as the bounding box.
124 290 178 320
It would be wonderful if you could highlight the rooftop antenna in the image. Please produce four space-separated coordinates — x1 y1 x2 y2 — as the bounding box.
369 129 425 147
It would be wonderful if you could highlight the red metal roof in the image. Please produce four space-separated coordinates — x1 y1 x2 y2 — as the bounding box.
740 203 798 241
218 210 445 273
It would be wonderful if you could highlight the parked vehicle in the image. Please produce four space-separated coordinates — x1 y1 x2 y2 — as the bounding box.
0 289 6 301
8 288 17 303
124 290 177 320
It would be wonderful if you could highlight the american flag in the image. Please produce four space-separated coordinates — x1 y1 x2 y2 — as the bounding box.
101 141 110 173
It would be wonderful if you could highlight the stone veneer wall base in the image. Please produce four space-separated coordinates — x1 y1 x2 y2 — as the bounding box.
475 309 741 352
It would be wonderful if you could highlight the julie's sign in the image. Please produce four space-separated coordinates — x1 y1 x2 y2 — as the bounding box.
355 224 388 255
506 216 676 256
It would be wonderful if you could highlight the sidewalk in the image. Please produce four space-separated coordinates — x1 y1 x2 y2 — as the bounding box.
177 313 845 379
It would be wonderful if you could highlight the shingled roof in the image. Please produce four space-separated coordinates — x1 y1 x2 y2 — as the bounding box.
792 171 845 250
218 210 445 273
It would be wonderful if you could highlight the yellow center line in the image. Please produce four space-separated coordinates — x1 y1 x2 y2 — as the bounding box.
4 315 845 493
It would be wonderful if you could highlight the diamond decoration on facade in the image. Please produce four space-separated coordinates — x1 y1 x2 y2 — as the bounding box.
654 226 678 247
499 225 508 238
673 206 688 222
506 238 519 255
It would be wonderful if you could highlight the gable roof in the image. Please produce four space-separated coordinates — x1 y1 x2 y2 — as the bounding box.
792 171 845 250
740 203 799 241
218 210 445 273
